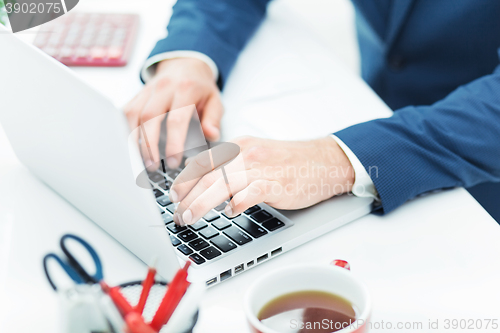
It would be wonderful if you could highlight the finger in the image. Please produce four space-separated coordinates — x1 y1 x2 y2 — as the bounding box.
200 92 223 141
139 114 164 171
170 143 242 203
176 170 252 225
165 93 199 169
225 179 282 217
138 88 173 171
123 88 153 152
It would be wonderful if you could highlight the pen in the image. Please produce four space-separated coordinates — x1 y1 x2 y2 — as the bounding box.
135 261 157 314
149 261 191 331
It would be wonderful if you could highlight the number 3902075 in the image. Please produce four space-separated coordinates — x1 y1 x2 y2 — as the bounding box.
5 2 62 14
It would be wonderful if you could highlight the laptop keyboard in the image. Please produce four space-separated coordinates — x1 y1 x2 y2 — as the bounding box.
148 167 292 265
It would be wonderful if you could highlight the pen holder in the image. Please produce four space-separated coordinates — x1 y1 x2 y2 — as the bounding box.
119 280 203 333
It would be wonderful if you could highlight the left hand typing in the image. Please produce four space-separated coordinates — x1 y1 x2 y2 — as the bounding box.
169 136 355 226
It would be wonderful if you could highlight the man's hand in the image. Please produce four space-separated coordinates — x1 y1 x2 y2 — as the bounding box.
124 58 223 170
169 136 355 226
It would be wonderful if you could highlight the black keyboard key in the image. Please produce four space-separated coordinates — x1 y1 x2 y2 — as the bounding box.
166 223 186 234
203 210 220 222
188 238 210 251
213 202 227 212
170 235 181 246
177 244 193 256
167 170 180 179
262 218 285 231
199 246 222 260
211 217 231 230
153 189 164 198
251 210 273 223
178 229 197 242
222 212 240 219
223 226 252 246
156 195 172 207
158 179 172 190
162 214 173 224
210 235 237 253
165 203 176 214
189 220 208 231
149 172 164 183
189 253 206 265
199 226 219 239
233 216 268 238
244 205 261 215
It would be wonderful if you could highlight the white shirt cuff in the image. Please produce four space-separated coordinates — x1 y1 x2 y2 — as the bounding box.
331 135 379 200
141 51 219 83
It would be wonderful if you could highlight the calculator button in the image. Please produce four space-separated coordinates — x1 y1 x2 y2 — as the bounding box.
60 47 73 58
44 47 59 57
177 244 193 256
90 47 106 59
189 253 206 265
76 48 89 58
199 226 219 239
233 216 268 238
223 226 252 246
199 246 222 260
108 47 123 60
262 218 285 231
188 238 210 251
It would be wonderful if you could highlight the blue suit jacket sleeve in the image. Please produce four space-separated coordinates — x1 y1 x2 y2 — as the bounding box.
145 0 270 88
335 52 500 214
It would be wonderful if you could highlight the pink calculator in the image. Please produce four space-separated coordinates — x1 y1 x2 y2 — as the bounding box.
33 12 139 67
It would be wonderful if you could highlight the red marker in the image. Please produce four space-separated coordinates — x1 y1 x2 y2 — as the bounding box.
135 263 157 314
149 261 191 331
100 281 135 317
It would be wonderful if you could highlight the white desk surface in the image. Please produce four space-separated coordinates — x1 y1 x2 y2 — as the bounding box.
1 1 500 332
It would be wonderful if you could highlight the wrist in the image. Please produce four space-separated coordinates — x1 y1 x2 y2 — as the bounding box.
156 57 213 81
317 136 355 194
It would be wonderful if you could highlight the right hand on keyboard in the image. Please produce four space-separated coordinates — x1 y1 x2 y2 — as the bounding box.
124 58 223 171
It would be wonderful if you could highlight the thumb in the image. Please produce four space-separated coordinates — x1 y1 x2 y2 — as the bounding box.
201 93 223 142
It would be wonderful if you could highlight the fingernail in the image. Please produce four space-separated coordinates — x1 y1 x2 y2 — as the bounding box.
167 157 178 169
211 126 220 140
169 189 178 203
225 205 233 217
183 209 192 225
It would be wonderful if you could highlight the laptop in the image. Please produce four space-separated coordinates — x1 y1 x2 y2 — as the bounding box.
0 27 373 286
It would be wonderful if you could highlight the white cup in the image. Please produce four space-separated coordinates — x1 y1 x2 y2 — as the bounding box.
243 260 371 333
